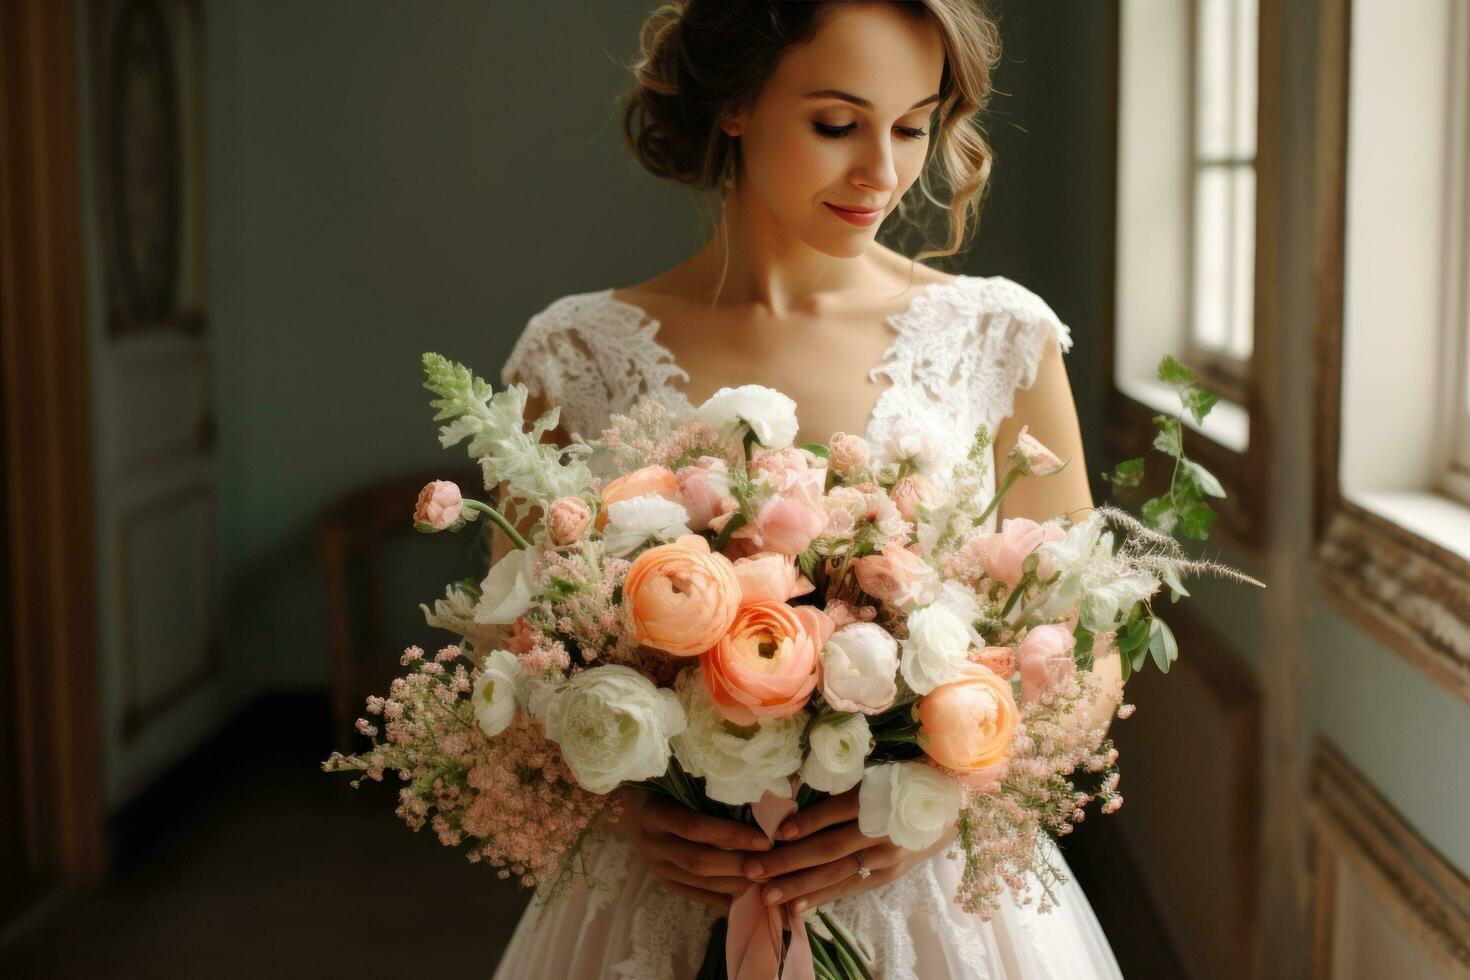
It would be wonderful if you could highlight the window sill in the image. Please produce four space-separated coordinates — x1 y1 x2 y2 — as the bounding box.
1116 375 1251 454
1343 488 1470 565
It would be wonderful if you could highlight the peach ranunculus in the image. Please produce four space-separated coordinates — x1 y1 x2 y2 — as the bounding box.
889 474 942 524
623 534 741 657
414 480 463 530
853 543 938 609
971 518 1067 587
1016 623 1077 701
917 666 1019 774
730 551 815 606
675 456 737 532
828 432 870 477
701 601 833 724
596 465 679 531
547 496 592 545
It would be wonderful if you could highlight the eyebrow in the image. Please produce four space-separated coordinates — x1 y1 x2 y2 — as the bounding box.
803 89 941 111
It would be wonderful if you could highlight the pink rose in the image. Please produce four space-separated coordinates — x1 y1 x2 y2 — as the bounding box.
971 645 1017 680
889 474 941 524
1014 425 1065 476
547 496 592 545
828 432 870 477
733 493 828 556
853 544 936 607
730 551 816 606
751 446 823 496
414 480 463 530
971 518 1067 587
675 456 736 531
1016 623 1077 701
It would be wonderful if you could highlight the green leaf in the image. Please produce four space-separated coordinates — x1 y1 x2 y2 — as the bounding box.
1157 355 1197 392
1117 616 1151 655
1186 388 1221 425
1178 501 1218 540
1152 415 1183 457
1140 495 1178 534
1105 457 1146 488
1148 617 1179 673
1183 459 1226 498
801 443 831 459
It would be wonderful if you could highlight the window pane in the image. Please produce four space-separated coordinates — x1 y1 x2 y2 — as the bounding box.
1230 165 1256 360
1233 0 1259 158
1193 166 1230 351
1196 0 1233 158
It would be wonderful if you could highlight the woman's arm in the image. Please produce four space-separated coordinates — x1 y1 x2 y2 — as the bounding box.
994 337 1124 736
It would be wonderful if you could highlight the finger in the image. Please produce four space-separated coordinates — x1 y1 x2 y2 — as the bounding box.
651 874 732 914
789 863 900 915
645 800 772 851
760 844 903 907
649 859 755 897
650 833 751 878
745 824 876 880
775 788 859 841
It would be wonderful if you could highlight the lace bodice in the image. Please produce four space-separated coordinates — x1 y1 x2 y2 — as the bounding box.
499 274 1072 492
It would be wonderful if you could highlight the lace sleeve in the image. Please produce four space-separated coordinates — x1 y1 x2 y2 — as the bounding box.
971 276 1074 425
499 294 615 442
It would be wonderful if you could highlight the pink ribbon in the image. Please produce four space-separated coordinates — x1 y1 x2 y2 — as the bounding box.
726 789 816 980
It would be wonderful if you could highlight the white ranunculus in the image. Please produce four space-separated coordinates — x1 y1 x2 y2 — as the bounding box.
671 668 804 805
601 494 692 557
858 761 963 851
820 623 900 714
539 664 686 794
471 649 522 737
900 603 973 695
801 712 873 794
696 385 800 450
880 419 945 475
473 542 543 624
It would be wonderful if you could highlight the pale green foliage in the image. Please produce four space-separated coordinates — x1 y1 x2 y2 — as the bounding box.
421 352 592 507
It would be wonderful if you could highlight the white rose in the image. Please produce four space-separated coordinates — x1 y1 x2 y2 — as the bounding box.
900 604 972 695
801 713 873 794
471 649 521 737
601 494 692 557
539 665 686 794
472 542 543 624
671 668 804 805
820 623 899 714
696 384 800 450
858 761 962 851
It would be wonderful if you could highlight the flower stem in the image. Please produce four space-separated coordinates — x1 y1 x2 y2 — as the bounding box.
463 499 530 550
973 467 1023 529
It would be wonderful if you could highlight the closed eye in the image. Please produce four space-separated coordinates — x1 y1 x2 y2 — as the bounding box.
813 122 928 141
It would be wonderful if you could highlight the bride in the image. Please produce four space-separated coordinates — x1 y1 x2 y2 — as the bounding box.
490 2 1124 976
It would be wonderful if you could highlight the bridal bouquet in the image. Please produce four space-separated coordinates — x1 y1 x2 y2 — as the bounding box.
323 352 1260 979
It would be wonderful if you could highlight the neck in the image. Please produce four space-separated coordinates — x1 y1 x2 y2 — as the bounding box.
683 179 892 317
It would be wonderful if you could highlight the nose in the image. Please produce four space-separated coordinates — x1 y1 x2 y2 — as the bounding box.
851 132 899 195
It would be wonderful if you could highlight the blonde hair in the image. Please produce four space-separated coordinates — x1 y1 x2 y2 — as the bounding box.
620 0 1004 268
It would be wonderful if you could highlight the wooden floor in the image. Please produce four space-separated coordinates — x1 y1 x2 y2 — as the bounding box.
0 694 1186 978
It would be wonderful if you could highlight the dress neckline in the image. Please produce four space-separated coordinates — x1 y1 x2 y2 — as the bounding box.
597 274 976 445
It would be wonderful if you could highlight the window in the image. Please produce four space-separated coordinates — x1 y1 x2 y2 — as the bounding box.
1112 0 1273 545
1187 0 1257 404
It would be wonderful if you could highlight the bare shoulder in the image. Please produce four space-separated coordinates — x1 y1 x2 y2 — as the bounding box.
867 244 957 293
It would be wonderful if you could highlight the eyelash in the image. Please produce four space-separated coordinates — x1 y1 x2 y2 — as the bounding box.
813 121 928 141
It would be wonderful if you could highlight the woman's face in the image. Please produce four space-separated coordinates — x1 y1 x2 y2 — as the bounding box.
722 4 947 258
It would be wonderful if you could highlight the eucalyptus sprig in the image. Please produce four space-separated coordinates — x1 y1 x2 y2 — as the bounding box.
1102 355 1225 540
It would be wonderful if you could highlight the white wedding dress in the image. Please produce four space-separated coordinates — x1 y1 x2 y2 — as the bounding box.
490 274 1125 979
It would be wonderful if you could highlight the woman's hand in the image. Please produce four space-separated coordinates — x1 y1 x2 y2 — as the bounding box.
740 787 956 914
610 786 774 914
